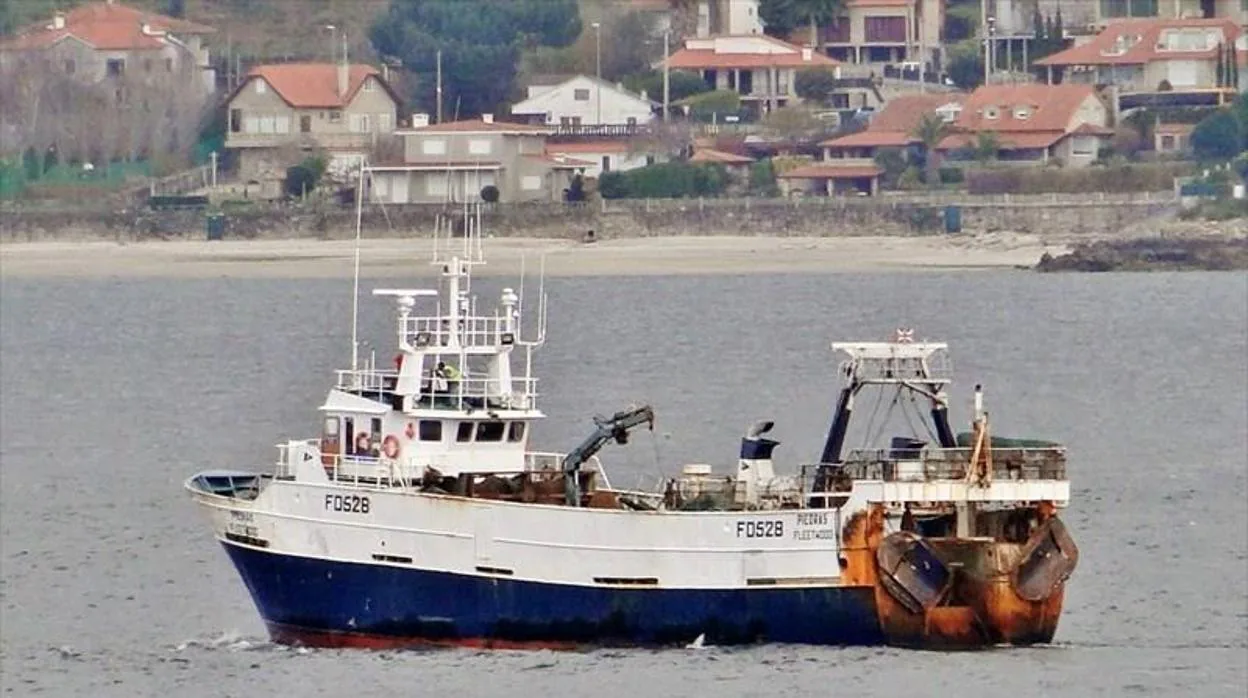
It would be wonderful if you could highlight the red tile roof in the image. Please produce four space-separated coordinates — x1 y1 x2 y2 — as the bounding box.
823 130 914 148
937 131 1071 151
238 64 398 108
1036 17 1241 66
546 141 631 153
953 84 1102 134
412 118 552 134
690 148 754 164
779 163 883 179
668 35 838 70
1 1 213 51
820 93 967 148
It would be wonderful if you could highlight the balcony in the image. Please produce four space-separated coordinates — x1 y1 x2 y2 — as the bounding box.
225 131 381 150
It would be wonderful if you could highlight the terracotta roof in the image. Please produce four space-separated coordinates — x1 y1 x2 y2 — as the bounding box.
690 148 754 164
1155 122 1196 135
1 1 214 51
954 84 1102 134
937 131 1071 150
823 130 914 148
238 64 396 109
668 35 838 70
820 93 967 148
779 163 883 179
526 154 596 168
412 118 552 134
1036 17 1241 66
546 141 631 153
1071 122 1114 136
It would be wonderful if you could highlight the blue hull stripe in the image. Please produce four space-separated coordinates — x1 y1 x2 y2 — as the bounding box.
223 542 886 647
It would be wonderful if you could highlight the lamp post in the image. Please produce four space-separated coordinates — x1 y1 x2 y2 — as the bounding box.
592 21 602 126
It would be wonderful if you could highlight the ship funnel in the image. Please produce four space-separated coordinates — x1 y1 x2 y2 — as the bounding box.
737 421 779 506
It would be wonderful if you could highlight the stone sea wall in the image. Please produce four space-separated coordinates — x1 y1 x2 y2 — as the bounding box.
0 193 1182 243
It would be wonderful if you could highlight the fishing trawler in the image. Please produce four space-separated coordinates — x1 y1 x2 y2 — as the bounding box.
186 208 1078 650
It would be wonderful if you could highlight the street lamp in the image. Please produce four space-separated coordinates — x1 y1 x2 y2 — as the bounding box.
592 21 601 126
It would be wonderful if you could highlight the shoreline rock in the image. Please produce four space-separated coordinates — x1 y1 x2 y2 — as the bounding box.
1034 236 1248 272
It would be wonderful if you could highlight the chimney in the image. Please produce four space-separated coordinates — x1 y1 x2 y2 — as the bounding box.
337 62 348 98
801 47 813 62
52 12 65 30
482 113 494 124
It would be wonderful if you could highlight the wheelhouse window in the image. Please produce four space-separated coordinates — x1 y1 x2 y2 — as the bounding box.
476 421 505 442
507 422 526 442
456 421 474 442
419 420 442 441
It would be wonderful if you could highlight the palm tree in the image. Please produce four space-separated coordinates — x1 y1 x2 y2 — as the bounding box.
972 131 1001 163
911 112 950 187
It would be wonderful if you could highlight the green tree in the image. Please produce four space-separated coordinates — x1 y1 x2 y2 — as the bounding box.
911 112 950 186
600 10 658 81
748 159 780 196
873 147 906 188
947 39 984 90
370 0 582 117
284 155 329 199
684 89 742 122
1191 110 1244 161
759 0 842 44
625 70 712 103
794 68 840 105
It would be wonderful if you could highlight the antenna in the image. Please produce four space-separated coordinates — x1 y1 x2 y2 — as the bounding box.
350 164 366 371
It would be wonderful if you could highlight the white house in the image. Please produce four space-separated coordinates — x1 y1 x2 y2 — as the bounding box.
544 141 656 178
510 75 657 128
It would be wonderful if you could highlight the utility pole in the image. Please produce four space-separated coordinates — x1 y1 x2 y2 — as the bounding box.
436 49 443 124
662 29 670 122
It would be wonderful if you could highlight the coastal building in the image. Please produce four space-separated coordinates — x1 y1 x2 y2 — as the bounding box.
510 75 657 129
223 61 401 196
1034 17 1244 94
697 0 766 37
0 0 216 92
820 92 967 160
666 34 840 115
776 159 884 196
543 141 653 179
369 117 582 204
788 0 945 73
936 84 1113 167
1094 0 1247 25
1153 121 1195 153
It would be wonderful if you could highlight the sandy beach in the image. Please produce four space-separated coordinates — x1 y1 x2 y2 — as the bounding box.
0 234 1062 279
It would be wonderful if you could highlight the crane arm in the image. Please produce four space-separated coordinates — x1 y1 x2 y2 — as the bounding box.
562 404 655 506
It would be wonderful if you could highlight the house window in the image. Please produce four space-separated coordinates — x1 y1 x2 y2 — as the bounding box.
574 88 590 101
363 78 375 92
1013 106 1031 120
64 59 75 74
143 58 152 72
521 175 542 190
328 110 342 123
379 113 392 131
984 106 1000 120
468 139 491 155
601 155 611 172
255 79 266 94
418 420 442 441
1160 134 1176 150
456 421 474 442
165 58 173 72
300 115 312 132
560 116 583 126
422 139 447 155
1072 136 1095 156
258 116 275 133
426 175 448 196
351 114 371 132
230 109 242 132
106 59 124 77
476 421 505 442
275 116 291 134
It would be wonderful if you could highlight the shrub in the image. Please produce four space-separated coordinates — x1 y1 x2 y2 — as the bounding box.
597 162 731 199
938 166 965 184
685 90 743 122
794 68 840 105
1191 109 1244 161
896 166 924 190
283 155 328 198
748 159 780 196
965 162 1196 194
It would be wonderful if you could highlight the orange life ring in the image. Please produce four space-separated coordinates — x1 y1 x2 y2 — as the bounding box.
382 435 401 459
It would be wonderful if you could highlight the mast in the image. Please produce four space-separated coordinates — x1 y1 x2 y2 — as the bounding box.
350 165 365 371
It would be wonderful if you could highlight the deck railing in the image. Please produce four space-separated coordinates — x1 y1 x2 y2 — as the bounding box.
403 314 514 349
334 368 539 411
834 447 1067 482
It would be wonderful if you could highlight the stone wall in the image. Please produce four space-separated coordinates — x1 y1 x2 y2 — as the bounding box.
0 194 1181 243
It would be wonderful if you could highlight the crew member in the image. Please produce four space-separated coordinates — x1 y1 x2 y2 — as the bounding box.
436 361 461 395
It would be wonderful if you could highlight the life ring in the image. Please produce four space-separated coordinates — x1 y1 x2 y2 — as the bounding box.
382 435 401 459
404 422 416 439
